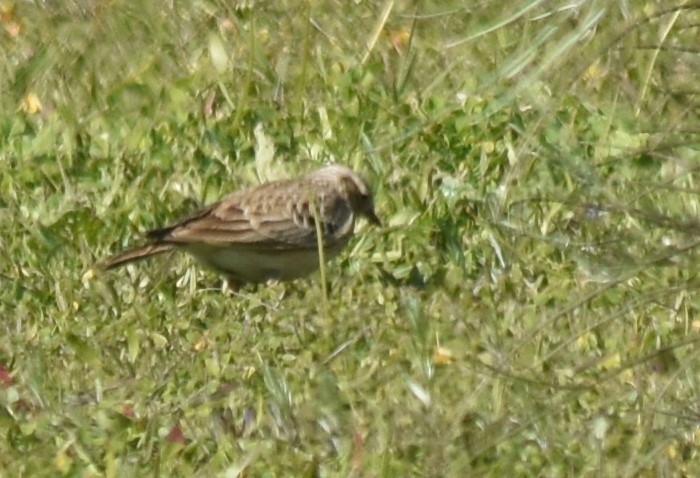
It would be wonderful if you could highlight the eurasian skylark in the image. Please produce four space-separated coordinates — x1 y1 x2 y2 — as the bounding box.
103 164 380 288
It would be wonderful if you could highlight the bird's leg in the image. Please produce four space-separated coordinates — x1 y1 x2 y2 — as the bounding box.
265 278 281 287
222 277 241 294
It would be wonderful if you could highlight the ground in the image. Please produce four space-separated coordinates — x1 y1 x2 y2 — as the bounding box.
2 1 700 476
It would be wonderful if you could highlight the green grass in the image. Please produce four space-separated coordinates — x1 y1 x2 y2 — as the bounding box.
2 0 700 476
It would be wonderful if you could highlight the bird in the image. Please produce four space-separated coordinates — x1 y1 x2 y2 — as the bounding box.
102 164 380 289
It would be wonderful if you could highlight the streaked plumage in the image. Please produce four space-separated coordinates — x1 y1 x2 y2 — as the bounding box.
102 165 379 287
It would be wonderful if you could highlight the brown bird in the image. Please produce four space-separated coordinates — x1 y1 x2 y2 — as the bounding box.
102 164 380 289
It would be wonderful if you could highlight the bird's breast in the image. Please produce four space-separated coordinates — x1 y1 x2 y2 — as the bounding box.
183 242 348 283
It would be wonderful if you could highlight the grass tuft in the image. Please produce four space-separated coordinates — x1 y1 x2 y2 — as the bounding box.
2 0 700 475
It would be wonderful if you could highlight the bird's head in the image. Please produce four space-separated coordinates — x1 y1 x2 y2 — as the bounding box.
315 165 380 226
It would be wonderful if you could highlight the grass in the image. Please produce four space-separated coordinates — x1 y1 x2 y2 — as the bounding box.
2 0 700 476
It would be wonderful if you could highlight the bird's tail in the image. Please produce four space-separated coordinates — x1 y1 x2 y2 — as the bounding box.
101 244 175 270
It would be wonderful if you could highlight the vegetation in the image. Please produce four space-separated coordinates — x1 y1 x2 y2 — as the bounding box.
2 1 700 476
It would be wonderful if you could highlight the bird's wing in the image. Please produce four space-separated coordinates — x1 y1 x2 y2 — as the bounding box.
148 180 354 250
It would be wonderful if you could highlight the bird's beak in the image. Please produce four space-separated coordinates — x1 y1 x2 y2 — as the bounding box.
366 209 381 226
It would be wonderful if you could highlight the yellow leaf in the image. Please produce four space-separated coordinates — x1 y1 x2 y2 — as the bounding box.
82 268 96 282
598 353 620 370
0 3 21 38
151 333 168 349
244 366 256 380
433 346 455 365
54 450 73 473
208 32 229 73
390 27 410 54
666 444 678 460
19 92 42 114
127 327 140 363
481 141 495 154
194 333 209 351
